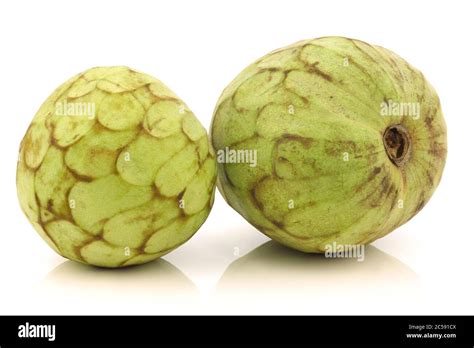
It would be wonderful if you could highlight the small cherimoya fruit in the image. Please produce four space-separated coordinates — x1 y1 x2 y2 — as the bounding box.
17 66 216 267
211 37 447 252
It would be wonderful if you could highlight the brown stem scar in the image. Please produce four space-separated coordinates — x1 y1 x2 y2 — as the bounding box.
383 124 411 167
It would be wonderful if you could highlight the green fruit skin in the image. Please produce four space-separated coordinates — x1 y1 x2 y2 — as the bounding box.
17 66 217 267
211 37 447 252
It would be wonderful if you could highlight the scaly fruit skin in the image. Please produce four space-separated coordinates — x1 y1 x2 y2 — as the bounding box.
17 66 216 267
211 37 447 252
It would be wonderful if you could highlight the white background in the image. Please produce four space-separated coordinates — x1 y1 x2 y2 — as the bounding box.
0 0 472 315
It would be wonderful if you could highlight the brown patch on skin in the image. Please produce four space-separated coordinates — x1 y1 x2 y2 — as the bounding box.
282 69 292 79
277 156 291 163
66 167 94 182
141 228 202 259
316 40 387 99
295 43 335 82
386 184 396 203
324 140 357 157
414 199 426 215
33 193 62 252
354 166 383 193
139 214 189 251
349 38 380 65
369 175 391 207
74 234 107 264
278 134 315 149
128 212 156 224
425 116 434 128
344 140 357 149
136 245 146 255
380 175 391 195
249 175 273 213
59 186 76 220
49 134 63 150
350 38 410 99
404 62 419 80
387 56 404 81
355 186 380 209
352 144 380 165
305 64 333 82
428 143 447 159
254 101 276 123
89 146 115 159
423 114 440 156
250 185 264 212
151 184 162 198
92 234 105 242
47 199 54 212
426 169 434 186
272 220 285 230
368 166 382 182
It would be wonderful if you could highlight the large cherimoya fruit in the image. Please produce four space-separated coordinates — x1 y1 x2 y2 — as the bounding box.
211 37 447 252
17 66 217 267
